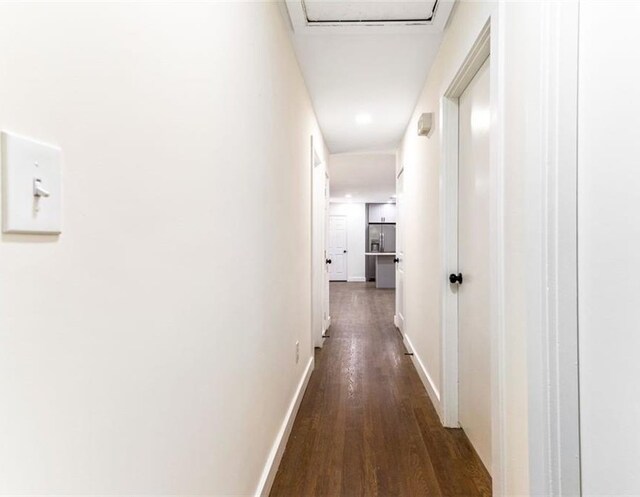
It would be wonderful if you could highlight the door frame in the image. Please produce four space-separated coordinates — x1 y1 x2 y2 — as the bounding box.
439 7 581 496
328 214 348 282
528 3 581 494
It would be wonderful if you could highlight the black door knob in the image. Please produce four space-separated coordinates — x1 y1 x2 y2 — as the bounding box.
326 258 332 264
394 258 400 263
449 273 463 284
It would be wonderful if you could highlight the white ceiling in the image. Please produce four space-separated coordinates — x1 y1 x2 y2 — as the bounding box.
283 1 453 153
329 153 396 203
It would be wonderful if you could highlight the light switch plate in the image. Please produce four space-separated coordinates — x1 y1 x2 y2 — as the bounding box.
2 131 62 234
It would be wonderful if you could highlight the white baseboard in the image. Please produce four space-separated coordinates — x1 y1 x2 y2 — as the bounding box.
347 276 366 282
254 356 314 497
403 333 442 420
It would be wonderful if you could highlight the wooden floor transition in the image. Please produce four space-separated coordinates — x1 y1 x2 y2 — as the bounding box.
270 282 491 497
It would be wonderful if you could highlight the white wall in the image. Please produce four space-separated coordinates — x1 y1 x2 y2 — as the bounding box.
578 2 640 495
329 152 396 203
329 202 366 282
0 3 326 495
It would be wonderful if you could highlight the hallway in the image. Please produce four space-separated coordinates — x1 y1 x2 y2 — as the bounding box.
270 283 491 496
2 2 636 494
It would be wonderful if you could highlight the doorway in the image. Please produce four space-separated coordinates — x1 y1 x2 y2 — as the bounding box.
439 22 492 476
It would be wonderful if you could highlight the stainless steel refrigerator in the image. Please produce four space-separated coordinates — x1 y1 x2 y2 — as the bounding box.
369 223 396 253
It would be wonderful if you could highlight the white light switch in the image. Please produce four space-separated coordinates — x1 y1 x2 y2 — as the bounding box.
2 131 62 234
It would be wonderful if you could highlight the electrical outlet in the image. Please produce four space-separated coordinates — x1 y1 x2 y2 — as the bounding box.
295 341 300 364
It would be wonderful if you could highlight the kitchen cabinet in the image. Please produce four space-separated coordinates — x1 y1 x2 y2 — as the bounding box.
368 203 396 223
365 253 396 289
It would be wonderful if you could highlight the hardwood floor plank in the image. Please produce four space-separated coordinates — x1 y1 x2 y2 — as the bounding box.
270 282 491 497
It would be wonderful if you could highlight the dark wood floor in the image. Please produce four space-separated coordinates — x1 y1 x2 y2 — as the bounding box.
270 282 491 497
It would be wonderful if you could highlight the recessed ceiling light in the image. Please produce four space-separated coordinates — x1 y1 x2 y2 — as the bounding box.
355 113 372 125
345 193 352 198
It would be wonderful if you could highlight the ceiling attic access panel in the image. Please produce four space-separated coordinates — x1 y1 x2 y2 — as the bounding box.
303 0 439 24
284 0 454 34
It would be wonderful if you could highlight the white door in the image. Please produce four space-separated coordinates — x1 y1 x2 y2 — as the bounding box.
457 56 491 472
328 215 347 281
312 147 329 348
395 170 405 331
578 4 640 494
323 173 331 333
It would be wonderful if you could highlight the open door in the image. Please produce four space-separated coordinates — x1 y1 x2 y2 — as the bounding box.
311 136 330 348
395 168 405 332
456 56 491 472
323 172 331 333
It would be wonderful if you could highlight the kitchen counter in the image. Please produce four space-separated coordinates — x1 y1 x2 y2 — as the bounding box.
365 253 396 288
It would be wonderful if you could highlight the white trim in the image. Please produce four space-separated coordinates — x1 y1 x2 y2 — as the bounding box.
348 276 366 283
445 22 491 97
404 333 442 418
528 2 581 495
254 356 314 497
489 7 507 495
